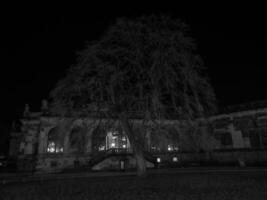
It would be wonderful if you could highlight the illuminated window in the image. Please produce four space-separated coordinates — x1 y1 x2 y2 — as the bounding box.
47 141 55 153
56 147 63 153
98 145 105 151
47 141 63 153
106 131 130 150
167 145 173 151
92 127 106 152
157 157 161 163
47 127 64 153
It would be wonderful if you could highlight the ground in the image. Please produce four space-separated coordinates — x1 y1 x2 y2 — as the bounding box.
1 168 267 200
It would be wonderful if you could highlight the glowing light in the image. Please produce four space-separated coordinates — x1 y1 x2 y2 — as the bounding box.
122 144 126 148
47 142 55 153
111 143 115 147
47 142 62 153
167 145 173 151
122 137 126 141
48 147 55 152
99 145 105 151
157 157 161 163
173 157 178 162
55 147 63 153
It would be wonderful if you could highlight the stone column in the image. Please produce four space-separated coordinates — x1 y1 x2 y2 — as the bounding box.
25 129 37 155
24 137 33 155
36 127 48 170
38 127 48 155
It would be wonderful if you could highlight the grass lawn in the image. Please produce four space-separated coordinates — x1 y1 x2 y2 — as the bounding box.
1 171 267 200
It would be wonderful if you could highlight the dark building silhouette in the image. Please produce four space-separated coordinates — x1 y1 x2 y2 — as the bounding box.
9 100 267 172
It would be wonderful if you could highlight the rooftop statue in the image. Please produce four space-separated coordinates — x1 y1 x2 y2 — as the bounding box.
23 104 30 117
41 99 49 114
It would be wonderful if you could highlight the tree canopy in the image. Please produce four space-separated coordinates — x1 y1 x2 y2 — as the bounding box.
50 15 216 121
50 15 216 176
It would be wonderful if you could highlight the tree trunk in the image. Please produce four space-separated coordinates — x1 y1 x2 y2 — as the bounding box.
134 145 147 177
119 115 147 177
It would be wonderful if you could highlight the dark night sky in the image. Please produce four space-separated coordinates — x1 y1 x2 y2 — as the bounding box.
0 4 267 124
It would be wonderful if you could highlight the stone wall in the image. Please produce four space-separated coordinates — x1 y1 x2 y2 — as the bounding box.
9 107 267 172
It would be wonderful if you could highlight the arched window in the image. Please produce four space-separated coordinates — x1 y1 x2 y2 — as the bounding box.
150 127 179 152
47 127 64 153
69 127 86 153
105 131 130 150
91 128 130 152
166 127 180 151
92 127 106 152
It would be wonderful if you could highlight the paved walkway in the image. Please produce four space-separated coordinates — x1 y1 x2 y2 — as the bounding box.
1 167 267 185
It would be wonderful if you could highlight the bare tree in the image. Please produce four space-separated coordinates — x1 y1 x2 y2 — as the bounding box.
50 15 216 176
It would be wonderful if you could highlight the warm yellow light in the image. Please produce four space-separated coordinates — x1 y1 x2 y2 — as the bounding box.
173 157 178 162
111 143 115 147
157 157 161 163
122 144 126 148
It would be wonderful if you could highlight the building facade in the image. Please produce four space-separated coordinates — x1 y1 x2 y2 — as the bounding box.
9 101 267 172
